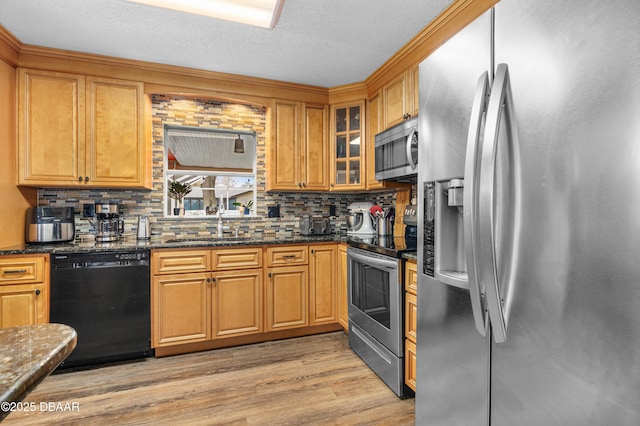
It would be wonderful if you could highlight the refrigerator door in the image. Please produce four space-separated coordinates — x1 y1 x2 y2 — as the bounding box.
490 0 640 424
416 9 492 426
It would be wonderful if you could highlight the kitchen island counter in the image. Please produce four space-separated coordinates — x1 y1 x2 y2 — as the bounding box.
0 323 77 419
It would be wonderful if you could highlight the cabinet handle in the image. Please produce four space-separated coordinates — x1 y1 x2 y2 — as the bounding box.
268 272 272 278
3 269 28 274
302 182 306 188
311 249 315 254
212 277 217 283
35 289 41 296
282 255 296 259
85 176 90 182
78 176 83 182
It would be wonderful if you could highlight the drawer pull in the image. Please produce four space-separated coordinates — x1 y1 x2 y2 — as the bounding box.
3 269 28 275
282 255 296 259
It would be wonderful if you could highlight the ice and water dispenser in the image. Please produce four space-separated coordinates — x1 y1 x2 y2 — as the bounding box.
434 178 469 287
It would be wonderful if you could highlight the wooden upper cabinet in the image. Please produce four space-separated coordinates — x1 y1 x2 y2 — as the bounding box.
18 69 85 185
303 104 330 190
86 77 147 187
366 90 385 190
381 65 419 130
17 68 150 188
268 100 329 191
330 101 366 190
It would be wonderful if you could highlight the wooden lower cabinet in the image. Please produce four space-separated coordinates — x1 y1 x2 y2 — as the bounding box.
152 273 210 347
337 244 348 331
405 339 417 392
265 265 309 331
212 269 263 338
0 284 46 327
0 254 49 327
309 245 337 326
152 244 340 354
404 260 418 391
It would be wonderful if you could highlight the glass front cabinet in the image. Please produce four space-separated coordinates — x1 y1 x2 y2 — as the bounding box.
330 101 365 190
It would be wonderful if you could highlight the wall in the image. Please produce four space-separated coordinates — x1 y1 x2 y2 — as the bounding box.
38 95 396 241
0 58 36 247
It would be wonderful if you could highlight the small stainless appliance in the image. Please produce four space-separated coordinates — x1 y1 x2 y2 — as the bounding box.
136 215 150 240
346 202 376 236
299 216 332 235
94 201 124 243
374 116 418 182
25 207 75 243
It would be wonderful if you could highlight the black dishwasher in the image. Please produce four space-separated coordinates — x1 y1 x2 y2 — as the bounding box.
50 251 153 369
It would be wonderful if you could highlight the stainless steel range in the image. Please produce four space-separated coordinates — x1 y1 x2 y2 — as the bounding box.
347 207 417 397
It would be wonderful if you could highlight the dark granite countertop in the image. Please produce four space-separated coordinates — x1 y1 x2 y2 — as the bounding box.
0 323 77 417
0 234 349 255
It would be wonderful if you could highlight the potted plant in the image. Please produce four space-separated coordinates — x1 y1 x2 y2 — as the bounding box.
168 179 192 216
232 199 254 215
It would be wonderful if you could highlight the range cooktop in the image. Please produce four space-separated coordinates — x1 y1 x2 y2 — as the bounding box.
346 234 417 258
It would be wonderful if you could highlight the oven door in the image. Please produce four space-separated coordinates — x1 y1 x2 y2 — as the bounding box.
347 247 402 356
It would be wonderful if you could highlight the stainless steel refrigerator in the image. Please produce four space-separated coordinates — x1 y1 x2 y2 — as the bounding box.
416 0 640 424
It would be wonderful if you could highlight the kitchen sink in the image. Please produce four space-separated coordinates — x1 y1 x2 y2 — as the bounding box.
164 236 250 244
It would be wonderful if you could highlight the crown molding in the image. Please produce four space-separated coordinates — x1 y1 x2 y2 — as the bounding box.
0 26 21 66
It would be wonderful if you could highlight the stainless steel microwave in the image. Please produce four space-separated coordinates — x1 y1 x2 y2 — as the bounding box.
374 116 418 181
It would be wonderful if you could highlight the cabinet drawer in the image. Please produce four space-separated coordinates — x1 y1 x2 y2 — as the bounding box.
212 247 263 270
152 250 210 275
405 260 417 295
265 245 308 267
405 339 417 392
0 256 46 285
405 291 417 343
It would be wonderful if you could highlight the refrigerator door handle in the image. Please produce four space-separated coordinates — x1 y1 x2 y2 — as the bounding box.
464 71 490 337
479 63 515 343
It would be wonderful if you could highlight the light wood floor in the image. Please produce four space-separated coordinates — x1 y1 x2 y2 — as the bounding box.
4 332 415 425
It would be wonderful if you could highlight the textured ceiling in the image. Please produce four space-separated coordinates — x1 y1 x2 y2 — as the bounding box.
0 0 454 87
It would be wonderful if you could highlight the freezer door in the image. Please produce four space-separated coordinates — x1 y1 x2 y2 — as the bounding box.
418 9 492 182
490 0 640 424
416 276 489 426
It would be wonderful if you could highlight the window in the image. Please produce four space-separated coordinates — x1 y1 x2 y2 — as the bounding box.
164 125 257 217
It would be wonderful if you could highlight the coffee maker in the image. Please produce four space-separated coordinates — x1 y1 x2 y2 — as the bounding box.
346 202 376 236
94 201 124 243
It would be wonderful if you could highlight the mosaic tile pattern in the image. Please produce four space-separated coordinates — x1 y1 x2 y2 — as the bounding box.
38 95 401 241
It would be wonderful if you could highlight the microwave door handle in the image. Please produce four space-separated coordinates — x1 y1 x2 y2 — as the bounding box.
406 129 418 170
479 64 517 344
348 249 398 271
464 71 490 338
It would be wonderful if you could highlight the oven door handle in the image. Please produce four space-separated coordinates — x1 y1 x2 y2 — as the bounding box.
348 250 398 272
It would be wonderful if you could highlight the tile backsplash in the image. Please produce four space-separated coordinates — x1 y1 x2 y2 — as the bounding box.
37 95 400 241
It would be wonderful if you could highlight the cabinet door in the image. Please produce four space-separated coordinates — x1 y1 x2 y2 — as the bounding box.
212 269 263 338
337 244 349 331
303 104 330 190
86 77 146 187
268 100 301 190
383 73 407 129
18 69 85 186
405 261 418 295
330 101 366 190
152 273 210 347
408 65 419 118
309 245 337 325
405 339 417 391
366 90 386 190
265 265 308 331
405 291 418 343
0 284 46 327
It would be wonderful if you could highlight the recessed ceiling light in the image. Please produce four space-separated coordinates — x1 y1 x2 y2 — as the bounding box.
122 0 285 29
